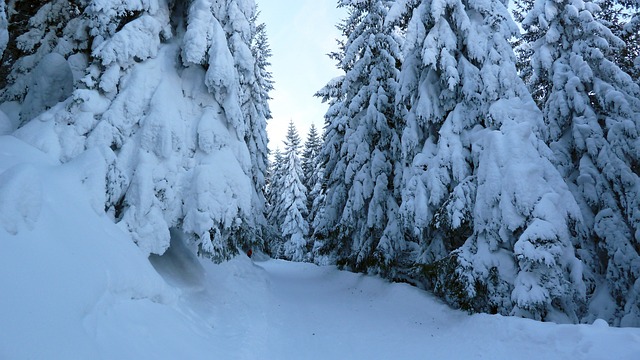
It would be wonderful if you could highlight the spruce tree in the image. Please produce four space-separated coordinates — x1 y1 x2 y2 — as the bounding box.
266 147 286 257
390 0 586 320
239 14 273 252
312 78 344 263
302 123 322 224
315 0 405 274
279 121 309 261
525 0 640 326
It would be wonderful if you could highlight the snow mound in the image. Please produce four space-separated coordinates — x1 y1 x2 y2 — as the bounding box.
0 109 12 135
0 136 215 359
0 163 43 235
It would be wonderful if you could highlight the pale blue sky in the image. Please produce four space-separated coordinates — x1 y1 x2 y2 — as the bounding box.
257 0 345 151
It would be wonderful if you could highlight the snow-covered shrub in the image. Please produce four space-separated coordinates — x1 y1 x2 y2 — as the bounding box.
314 0 405 275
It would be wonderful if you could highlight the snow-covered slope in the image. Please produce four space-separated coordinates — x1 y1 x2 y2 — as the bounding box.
0 135 217 359
1 135 638 359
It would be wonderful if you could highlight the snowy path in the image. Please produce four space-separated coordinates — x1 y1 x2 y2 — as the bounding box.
258 260 457 359
201 259 640 360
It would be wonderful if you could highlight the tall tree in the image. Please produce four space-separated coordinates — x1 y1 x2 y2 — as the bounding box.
266 147 286 257
302 123 322 223
279 121 309 261
312 76 344 264
1 0 270 261
524 0 640 326
238 13 273 252
390 0 586 320
315 0 405 274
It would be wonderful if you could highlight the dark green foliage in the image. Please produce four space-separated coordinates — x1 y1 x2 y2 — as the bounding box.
416 254 501 315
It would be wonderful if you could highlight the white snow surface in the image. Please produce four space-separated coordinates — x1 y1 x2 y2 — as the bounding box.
1 136 639 359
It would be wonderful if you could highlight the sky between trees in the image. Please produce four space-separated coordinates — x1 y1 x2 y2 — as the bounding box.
259 0 344 151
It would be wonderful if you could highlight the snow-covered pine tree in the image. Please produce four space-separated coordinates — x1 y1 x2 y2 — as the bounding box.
301 123 321 222
277 121 309 262
266 147 286 257
252 20 274 99
524 0 640 326
311 76 344 264
314 0 405 274
390 0 586 320
267 148 284 227
0 0 270 261
307 158 325 258
211 0 272 252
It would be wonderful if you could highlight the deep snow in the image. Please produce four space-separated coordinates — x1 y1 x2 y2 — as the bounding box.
1 134 640 359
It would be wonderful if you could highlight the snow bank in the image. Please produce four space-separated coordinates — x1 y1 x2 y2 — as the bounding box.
0 109 13 135
0 136 231 359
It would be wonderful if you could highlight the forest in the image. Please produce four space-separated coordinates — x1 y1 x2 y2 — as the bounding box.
0 0 638 334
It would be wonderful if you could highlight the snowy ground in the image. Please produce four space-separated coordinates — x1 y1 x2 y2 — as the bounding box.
1 134 640 359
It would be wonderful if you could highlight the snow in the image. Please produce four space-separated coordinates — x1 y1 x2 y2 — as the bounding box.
20 53 74 123
93 14 165 68
1 134 639 359
0 109 12 135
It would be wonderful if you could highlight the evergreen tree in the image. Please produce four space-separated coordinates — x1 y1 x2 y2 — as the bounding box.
302 123 322 222
1 0 269 262
267 148 284 227
390 0 586 320
266 147 286 257
279 121 309 261
307 158 325 258
311 76 344 263
239 12 273 252
525 0 640 326
314 0 405 274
